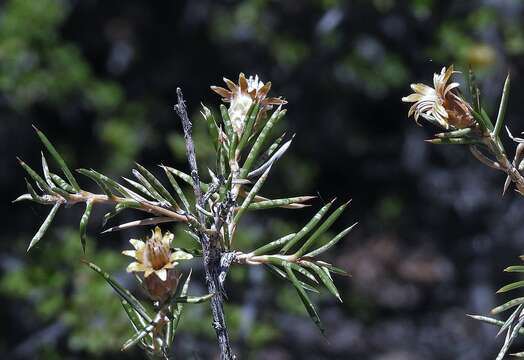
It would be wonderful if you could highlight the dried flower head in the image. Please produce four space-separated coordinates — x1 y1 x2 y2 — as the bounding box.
402 65 475 129
211 73 287 135
123 226 192 281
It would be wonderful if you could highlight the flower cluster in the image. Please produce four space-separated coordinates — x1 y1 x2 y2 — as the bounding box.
123 226 192 301
211 73 286 135
402 65 475 130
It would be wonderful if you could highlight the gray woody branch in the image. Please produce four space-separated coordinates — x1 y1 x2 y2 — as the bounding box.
174 88 235 360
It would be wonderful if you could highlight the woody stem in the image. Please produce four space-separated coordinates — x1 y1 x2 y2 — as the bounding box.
175 88 234 360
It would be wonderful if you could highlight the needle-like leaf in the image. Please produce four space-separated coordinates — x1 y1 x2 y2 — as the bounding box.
84 261 152 323
163 166 209 192
161 165 191 212
170 293 213 304
79 200 93 253
18 157 52 194
252 233 296 256
27 202 61 252
265 264 318 293
234 166 272 225
220 104 234 138
237 103 259 153
240 107 285 177
305 222 357 258
33 125 80 191
493 73 511 138
101 217 176 233
498 281 524 293
295 200 351 257
248 136 293 178
247 196 315 210
281 200 335 254
304 261 342 302
135 163 179 208
285 263 324 335
492 298 524 315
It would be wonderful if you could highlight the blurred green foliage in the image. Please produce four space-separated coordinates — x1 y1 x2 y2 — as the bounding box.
0 229 131 357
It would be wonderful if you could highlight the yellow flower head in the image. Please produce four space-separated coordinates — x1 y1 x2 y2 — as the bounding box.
402 65 475 129
211 73 287 135
123 226 192 282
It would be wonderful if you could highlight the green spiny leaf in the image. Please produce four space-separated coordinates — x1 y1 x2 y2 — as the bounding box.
12 194 32 203
79 200 93 253
220 104 234 138
306 222 357 258
121 299 148 332
285 263 324 335
132 169 167 204
41 152 54 187
122 176 155 199
316 261 350 276
171 293 213 304
467 314 524 337
295 200 351 258
265 264 318 293
435 128 473 139
260 132 286 165
237 103 259 153
492 297 524 315
161 165 191 212
425 137 481 145
240 108 285 177
472 108 493 132
505 266 524 273
170 270 191 344
135 163 179 208
84 261 152 323
305 261 342 302
252 233 296 256
498 281 524 293
201 104 219 149
27 202 61 251
50 173 76 193
33 126 80 191
164 166 209 192
41 153 70 197
281 261 318 284
24 178 47 204
234 166 272 225
121 300 152 350
76 169 116 197
18 157 52 194
121 320 155 351
493 73 510 138
247 196 315 210
281 200 335 254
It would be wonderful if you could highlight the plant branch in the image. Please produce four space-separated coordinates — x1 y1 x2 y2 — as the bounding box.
23 190 189 222
174 88 234 360
482 137 524 193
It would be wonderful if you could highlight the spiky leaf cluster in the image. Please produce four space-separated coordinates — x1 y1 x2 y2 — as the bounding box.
15 74 355 357
402 66 524 359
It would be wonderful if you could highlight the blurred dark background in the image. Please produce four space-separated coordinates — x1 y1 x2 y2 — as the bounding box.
2 0 524 359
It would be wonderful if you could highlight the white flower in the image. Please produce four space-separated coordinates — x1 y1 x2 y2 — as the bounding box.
122 226 192 281
402 65 475 129
210 73 287 136
228 90 254 135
